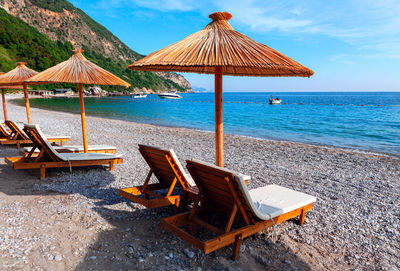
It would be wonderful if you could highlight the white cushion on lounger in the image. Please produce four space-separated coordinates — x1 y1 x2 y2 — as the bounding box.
60 152 122 161
189 159 315 221
23 145 116 153
61 145 115 151
17 122 70 140
170 149 196 186
24 124 121 162
249 185 317 219
0 123 10 135
171 149 251 186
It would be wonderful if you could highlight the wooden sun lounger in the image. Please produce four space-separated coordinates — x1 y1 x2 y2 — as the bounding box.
161 160 317 260
118 144 199 209
1 120 70 148
5 124 123 180
19 145 117 157
0 123 11 139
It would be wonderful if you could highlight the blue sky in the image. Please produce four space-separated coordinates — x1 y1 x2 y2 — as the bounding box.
71 0 400 92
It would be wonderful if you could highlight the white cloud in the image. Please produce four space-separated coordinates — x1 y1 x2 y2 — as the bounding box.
93 0 400 59
219 0 400 59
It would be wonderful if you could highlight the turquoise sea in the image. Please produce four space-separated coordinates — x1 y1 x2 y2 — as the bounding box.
23 92 400 156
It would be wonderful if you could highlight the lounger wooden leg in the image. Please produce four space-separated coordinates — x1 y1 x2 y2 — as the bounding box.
174 198 180 214
40 165 46 180
225 204 238 233
180 191 189 210
232 234 243 260
141 169 153 193
166 177 178 197
299 208 306 225
17 142 20 149
60 140 64 146
109 162 114 171
189 191 202 235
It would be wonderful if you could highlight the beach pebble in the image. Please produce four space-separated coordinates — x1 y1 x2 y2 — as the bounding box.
183 249 194 259
54 253 62 261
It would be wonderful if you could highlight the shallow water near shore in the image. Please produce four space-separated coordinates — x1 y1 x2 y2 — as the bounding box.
21 92 400 156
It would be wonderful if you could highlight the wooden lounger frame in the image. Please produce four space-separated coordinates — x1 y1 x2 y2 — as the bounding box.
5 125 122 180
1 120 69 147
19 147 116 157
118 145 196 209
161 160 314 260
0 123 11 139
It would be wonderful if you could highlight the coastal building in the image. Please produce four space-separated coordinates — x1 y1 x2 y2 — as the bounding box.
28 89 53 97
53 88 73 96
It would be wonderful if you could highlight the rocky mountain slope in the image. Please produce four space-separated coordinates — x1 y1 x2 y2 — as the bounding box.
0 0 191 92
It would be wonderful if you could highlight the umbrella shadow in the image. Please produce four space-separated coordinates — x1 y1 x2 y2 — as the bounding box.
74 205 313 271
0 145 125 206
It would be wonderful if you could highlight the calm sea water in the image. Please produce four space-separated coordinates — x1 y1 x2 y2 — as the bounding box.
23 92 400 156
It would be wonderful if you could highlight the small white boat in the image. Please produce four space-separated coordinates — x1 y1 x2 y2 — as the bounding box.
269 96 282 105
131 93 147 99
158 92 182 99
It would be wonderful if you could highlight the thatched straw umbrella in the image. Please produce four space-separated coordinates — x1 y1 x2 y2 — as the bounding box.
27 48 130 152
129 11 314 167
0 62 38 123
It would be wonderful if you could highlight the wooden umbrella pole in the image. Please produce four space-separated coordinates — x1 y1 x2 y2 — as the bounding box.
78 83 89 153
23 84 32 124
1 88 7 121
215 67 223 167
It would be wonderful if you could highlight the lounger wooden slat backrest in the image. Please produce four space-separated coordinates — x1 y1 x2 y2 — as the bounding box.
119 145 196 209
5 120 29 140
23 124 63 162
186 159 257 225
0 123 10 138
138 144 193 190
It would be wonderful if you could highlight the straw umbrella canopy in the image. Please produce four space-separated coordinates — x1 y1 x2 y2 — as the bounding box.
0 62 38 123
129 11 314 167
27 48 130 152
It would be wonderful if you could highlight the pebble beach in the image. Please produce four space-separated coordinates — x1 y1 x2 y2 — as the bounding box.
0 95 399 271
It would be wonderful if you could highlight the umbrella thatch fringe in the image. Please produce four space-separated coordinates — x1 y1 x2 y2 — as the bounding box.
27 49 130 87
129 12 313 77
0 62 38 86
0 85 27 89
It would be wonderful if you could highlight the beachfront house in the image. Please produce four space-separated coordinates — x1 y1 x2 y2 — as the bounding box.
28 89 53 97
52 88 73 96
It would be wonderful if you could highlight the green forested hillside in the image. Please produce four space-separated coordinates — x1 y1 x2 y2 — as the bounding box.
0 8 185 92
